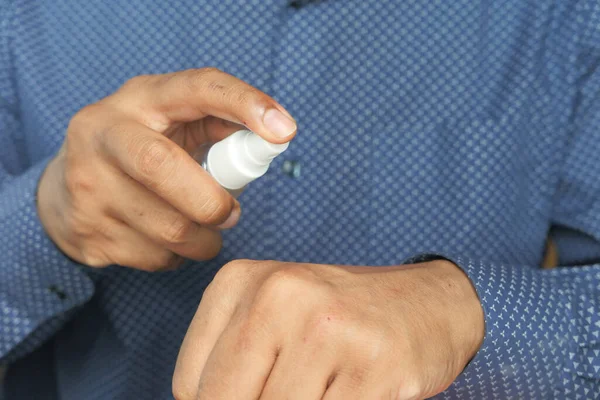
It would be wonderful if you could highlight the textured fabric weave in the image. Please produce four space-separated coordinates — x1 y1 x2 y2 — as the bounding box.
1 0 599 398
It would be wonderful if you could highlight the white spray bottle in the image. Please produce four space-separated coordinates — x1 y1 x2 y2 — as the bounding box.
201 130 289 197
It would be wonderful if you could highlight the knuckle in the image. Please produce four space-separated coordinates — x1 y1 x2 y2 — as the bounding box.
106 245 175 272
197 194 233 225
263 264 315 293
260 268 293 297
217 259 253 280
121 74 154 91
161 216 194 244
82 256 108 268
232 313 270 353
256 265 314 306
204 259 255 308
94 122 124 152
210 259 254 291
64 167 94 196
171 380 194 400
94 121 120 144
134 137 176 180
235 86 262 107
396 379 423 400
183 67 221 92
196 234 223 261
200 278 221 305
64 206 96 239
149 251 179 271
79 245 110 268
194 67 222 80
68 104 102 133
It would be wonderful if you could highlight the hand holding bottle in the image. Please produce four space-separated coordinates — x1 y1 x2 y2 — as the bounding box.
37 68 296 270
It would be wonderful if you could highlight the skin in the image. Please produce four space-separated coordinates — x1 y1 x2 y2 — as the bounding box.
37 68 485 399
173 260 484 400
38 68 297 270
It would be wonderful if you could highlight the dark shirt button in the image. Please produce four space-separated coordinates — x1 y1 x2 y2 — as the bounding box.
282 160 301 178
289 1 304 9
48 285 68 301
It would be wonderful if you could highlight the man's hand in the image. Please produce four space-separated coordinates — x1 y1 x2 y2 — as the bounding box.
173 259 484 400
37 68 296 270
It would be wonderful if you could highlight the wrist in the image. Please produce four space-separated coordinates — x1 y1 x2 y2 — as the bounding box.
37 156 77 260
426 259 485 366
37 157 59 233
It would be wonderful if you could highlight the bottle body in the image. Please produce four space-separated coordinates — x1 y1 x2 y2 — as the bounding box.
201 155 245 198
197 130 289 198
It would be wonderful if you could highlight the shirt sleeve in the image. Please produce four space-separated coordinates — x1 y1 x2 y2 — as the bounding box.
0 0 94 365
414 254 600 399
423 3 600 398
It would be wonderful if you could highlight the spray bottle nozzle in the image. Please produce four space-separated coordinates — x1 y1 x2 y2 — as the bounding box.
244 132 290 165
203 130 290 194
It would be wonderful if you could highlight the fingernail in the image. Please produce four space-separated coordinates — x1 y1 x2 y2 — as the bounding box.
263 108 297 138
217 204 241 230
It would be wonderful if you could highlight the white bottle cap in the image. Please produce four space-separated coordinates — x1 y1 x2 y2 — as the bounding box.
205 130 289 191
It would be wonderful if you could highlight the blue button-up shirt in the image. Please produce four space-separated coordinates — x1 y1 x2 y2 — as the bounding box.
1 1 599 398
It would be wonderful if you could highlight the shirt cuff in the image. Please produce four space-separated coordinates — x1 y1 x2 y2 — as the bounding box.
0 159 94 362
404 252 576 398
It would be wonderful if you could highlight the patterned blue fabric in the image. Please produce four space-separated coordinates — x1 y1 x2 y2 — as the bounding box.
1 0 599 398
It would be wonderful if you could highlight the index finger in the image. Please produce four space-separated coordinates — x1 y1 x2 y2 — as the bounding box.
101 119 238 227
117 68 297 144
195 315 277 400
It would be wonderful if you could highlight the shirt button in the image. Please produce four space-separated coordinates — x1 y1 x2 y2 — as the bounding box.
48 285 68 301
282 160 301 178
